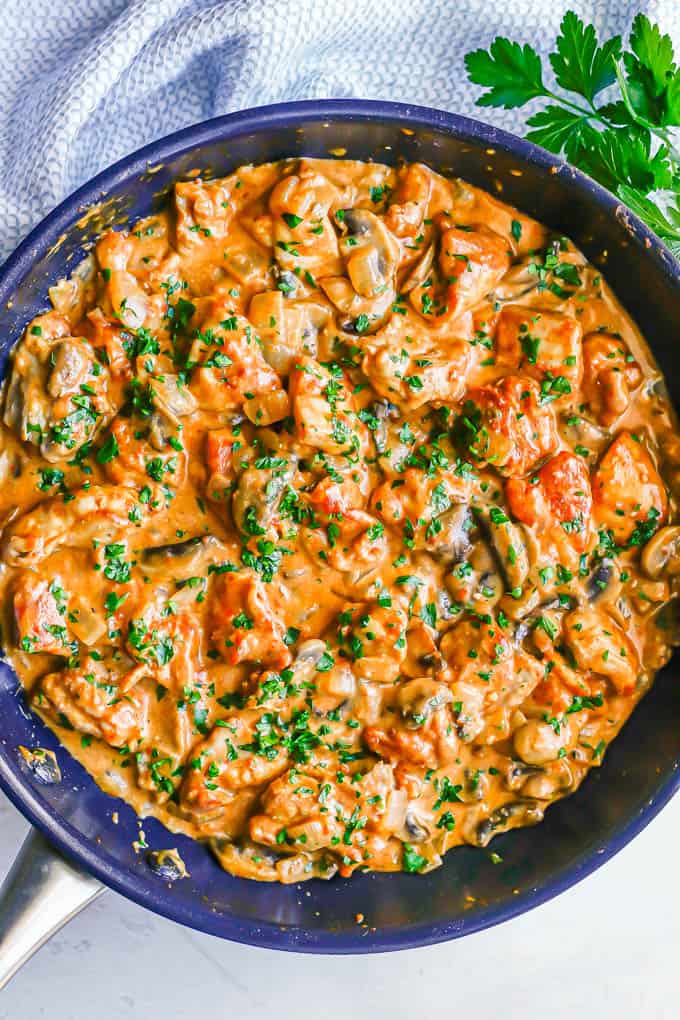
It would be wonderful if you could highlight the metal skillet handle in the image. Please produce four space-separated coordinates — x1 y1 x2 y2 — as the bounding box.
0 827 104 989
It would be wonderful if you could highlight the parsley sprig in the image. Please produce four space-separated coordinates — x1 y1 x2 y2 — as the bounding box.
465 12 680 257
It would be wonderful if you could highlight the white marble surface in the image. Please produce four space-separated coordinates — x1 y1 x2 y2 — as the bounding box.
0 788 678 1018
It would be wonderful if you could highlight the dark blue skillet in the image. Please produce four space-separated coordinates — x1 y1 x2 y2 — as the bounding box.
0 100 679 980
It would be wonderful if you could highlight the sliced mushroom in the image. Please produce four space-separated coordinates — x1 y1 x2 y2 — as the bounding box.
402 804 434 843
500 586 561 623
292 639 328 683
146 848 189 881
210 838 280 881
513 717 571 765
586 558 621 604
476 506 530 589
152 374 198 423
559 411 609 454
320 208 400 334
473 800 543 847
491 257 540 302
141 535 227 578
18 746 61 784
47 340 91 397
522 760 574 800
504 760 544 792
462 767 489 802
427 504 474 565
366 398 399 454
273 266 301 299
400 243 435 294
232 464 293 536
641 525 680 579
397 677 453 728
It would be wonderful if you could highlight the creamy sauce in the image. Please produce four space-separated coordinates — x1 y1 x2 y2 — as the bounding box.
0 157 678 883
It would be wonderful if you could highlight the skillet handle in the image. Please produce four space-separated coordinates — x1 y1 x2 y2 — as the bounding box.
0 827 103 988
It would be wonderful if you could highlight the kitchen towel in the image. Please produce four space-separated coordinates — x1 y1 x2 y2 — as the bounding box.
0 0 678 261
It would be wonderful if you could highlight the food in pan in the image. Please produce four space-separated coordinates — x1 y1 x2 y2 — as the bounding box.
1 157 678 882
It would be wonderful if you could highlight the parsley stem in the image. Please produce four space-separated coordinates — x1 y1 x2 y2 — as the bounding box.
543 89 608 127
612 59 680 167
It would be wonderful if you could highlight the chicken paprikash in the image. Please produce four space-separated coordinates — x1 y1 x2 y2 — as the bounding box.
1 157 679 883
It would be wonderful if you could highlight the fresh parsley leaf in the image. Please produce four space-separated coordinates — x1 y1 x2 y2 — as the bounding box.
549 12 621 103
464 37 546 109
464 11 680 256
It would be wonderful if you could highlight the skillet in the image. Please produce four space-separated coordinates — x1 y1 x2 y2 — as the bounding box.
0 99 679 977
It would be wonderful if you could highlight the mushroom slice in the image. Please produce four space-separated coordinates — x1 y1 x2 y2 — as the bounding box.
146 849 189 881
400 243 435 294
141 535 229 579
232 464 294 538
504 760 544 792
641 525 680 579
472 800 544 847
18 747 62 785
151 373 198 424
397 677 453 728
426 504 474 565
491 257 540 303
4 328 114 462
320 207 400 334
401 803 434 843
476 506 530 590
291 639 328 684
586 558 622 604
210 839 281 882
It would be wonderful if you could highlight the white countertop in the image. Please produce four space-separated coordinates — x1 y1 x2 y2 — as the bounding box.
0 787 678 1018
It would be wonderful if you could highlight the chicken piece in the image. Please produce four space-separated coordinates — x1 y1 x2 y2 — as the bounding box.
189 307 284 414
591 431 667 543
371 467 471 549
458 375 559 477
364 701 458 768
209 570 291 669
249 762 400 860
96 230 165 332
335 603 407 684
582 332 642 426
302 478 387 576
563 608 639 694
439 617 542 743
86 308 134 379
269 170 343 279
362 336 471 411
2 484 156 566
495 305 583 400
450 179 547 254
103 416 185 488
3 317 114 463
14 574 70 655
289 356 364 454
505 451 595 555
530 624 597 713
36 655 149 748
385 162 434 230
179 708 290 825
125 596 204 696
175 178 235 248
410 223 510 323
176 163 282 255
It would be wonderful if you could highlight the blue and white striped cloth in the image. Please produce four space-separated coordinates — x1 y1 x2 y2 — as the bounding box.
0 0 677 262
